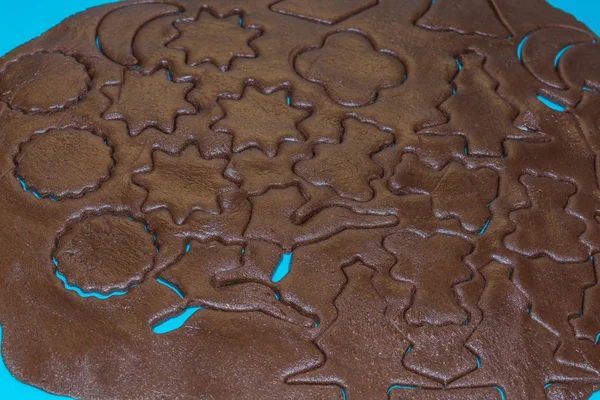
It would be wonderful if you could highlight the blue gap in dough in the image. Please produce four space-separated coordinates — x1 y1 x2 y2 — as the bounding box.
537 94 565 112
52 255 130 299
535 40 574 112
271 252 293 282
0 326 71 399
151 306 202 335
387 385 506 399
15 176 57 201
152 243 202 334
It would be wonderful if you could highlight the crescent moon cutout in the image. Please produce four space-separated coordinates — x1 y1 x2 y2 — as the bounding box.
97 3 182 67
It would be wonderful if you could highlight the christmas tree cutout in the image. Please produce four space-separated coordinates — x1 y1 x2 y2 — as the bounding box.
287 263 435 399
416 0 511 38
451 262 592 398
419 54 543 157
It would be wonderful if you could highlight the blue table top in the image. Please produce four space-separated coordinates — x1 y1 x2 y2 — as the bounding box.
0 1 599 399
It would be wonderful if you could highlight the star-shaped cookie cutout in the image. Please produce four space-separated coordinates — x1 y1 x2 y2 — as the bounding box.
103 69 196 136
168 11 261 71
213 87 309 157
133 146 238 224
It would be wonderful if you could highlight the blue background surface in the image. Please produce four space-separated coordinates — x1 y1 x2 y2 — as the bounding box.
0 0 599 398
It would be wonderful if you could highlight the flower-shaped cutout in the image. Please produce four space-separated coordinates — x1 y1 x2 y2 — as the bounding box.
54 215 156 295
168 10 262 72
0 52 90 114
15 128 114 199
133 146 238 224
103 69 196 136
213 86 309 157
294 31 405 107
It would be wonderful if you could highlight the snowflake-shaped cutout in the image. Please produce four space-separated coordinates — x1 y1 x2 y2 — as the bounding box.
103 69 196 136
133 146 238 224
213 86 309 157
168 10 262 72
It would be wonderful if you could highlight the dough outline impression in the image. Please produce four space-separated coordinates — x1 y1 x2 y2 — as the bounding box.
294 30 407 107
14 127 115 200
0 0 599 399
0 52 91 115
